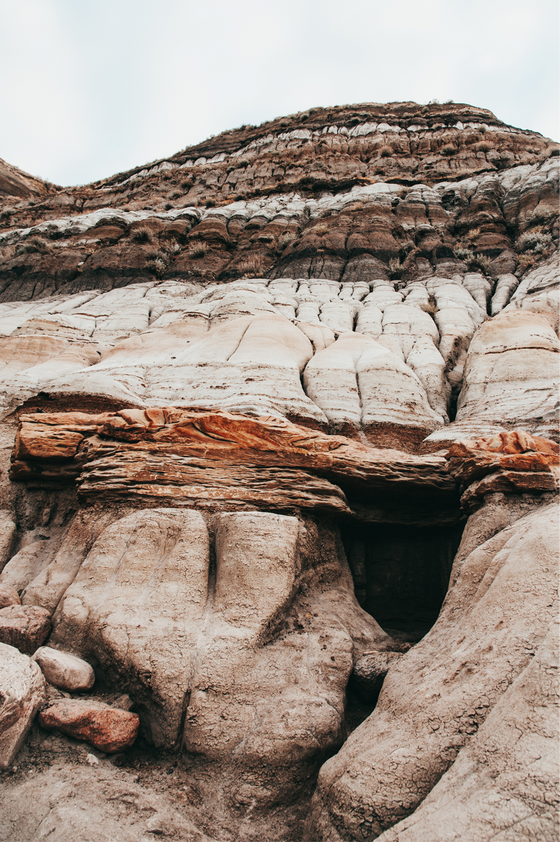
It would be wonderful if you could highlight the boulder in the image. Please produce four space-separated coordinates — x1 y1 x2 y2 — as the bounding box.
39 699 139 753
0 642 45 768
33 646 95 692
0 604 51 655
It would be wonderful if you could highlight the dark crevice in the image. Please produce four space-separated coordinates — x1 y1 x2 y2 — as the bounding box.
342 520 464 642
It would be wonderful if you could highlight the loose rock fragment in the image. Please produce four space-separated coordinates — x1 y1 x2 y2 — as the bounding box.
32 646 95 692
39 699 140 753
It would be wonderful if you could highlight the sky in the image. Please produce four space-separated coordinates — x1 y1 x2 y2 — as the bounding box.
1 0 558 187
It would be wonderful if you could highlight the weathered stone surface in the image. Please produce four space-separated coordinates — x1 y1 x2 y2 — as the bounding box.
0 763 217 842
0 539 58 594
0 584 20 608
306 500 558 840
447 430 559 489
0 642 45 768
51 508 210 747
11 408 456 510
182 512 390 781
0 100 557 839
39 699 140 753
303 331 444 447
375 622 559 842
32 646 95 692
0 604 51 654
50 506 391 793
0 510 17 572
446 430 559 512
21 509 119 614
351 651 404 704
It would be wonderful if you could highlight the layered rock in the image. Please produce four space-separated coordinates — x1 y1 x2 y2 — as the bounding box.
0 101 557 842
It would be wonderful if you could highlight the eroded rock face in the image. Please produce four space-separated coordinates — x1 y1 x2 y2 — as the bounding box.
0 642 45 768
49 507 388 783
305 499 559 841
0 100 557 841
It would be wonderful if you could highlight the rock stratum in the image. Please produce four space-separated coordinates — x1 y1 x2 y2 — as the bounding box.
0 102 558 842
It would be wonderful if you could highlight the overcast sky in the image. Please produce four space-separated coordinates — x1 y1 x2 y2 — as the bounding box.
1 0 558 187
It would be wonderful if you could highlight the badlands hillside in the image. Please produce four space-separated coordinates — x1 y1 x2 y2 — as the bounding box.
0 102 558 842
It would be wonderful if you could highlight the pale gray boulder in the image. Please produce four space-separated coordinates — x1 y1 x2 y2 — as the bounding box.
33 646 95 692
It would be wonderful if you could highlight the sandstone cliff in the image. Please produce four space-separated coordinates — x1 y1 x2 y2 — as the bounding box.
0 102 557 842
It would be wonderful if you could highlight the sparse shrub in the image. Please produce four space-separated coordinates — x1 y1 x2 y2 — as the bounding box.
517 252 536 272
16 235 51 254
238 253 266 278
441 144 457 156
388 257 403 279
153 257 168 277
517 231 553 253
312 223 329 236
205 198 216 208
131 227 153 244
454 247 492 273
526 208 556 226
277 231 297 250
181 179 193 190
170 191 181 200
146 248 166 262
475 141 492 153
189 241 209 259
454 247 474 262
473 253 492 274
465 227 481 241
168 241 181 255
379 146 393 158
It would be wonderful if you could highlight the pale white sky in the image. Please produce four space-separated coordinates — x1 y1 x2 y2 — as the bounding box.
1 0 558 187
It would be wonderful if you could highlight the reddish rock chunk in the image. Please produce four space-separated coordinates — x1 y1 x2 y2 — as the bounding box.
39 699 140 753
446 430 559 505
0 605 51 654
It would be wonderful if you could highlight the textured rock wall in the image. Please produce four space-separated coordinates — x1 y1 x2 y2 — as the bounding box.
0 102 557 842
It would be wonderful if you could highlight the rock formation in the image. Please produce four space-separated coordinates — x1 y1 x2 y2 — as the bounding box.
0 102 557 842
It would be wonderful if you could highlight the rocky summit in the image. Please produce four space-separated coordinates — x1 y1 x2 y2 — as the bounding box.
0 102 558 842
